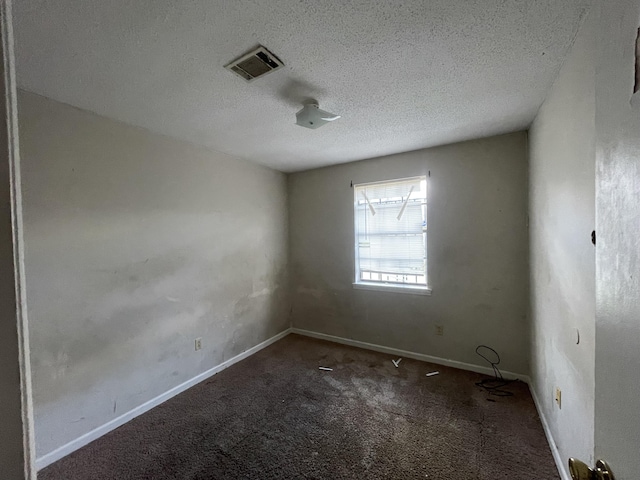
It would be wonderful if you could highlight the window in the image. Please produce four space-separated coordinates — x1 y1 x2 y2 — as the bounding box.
353 176 430 294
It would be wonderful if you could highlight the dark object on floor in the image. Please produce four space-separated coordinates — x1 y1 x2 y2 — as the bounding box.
475 344 516 397
40 334 559 480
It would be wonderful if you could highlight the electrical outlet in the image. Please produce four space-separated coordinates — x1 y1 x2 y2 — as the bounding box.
195 338 202 351
435 325 444 336
555 387 562 409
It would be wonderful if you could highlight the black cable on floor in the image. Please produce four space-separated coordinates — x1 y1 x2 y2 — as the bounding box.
475 345 515 397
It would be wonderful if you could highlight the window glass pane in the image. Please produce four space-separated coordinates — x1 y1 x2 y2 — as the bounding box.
354 176 427 287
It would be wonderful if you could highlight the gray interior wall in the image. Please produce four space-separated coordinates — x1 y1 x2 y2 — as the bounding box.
0 141 27 479
0 25 30 477
528 7 596 468
594 1 640 478
18 91 290 459
288 133 530 375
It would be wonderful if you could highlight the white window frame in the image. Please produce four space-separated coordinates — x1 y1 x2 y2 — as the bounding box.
352 176 431 295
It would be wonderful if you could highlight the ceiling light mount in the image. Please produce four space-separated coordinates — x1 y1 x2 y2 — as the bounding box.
295 101 341 129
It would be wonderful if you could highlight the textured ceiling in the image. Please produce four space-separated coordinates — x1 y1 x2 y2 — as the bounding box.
14 0 590 172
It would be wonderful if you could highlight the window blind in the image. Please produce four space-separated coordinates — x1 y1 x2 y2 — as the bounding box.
354 177 427 286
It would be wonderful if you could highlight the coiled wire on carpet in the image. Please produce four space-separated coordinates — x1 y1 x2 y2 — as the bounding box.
475 345 515 397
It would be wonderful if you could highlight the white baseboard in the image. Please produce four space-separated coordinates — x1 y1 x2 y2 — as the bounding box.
36 328 292 471
290 328 527 381
529 383 570 480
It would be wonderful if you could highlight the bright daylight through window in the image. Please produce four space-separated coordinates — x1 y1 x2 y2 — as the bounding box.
354 176 429 293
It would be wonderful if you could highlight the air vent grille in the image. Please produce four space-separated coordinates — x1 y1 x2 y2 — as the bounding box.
225 46 284 82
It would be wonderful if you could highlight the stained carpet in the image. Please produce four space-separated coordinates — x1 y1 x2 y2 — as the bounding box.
39 334 559 479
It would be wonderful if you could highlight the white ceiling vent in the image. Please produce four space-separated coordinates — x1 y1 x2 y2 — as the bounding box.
225 46 284 82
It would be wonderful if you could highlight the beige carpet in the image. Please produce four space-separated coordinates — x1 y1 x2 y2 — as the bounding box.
40 334 559 479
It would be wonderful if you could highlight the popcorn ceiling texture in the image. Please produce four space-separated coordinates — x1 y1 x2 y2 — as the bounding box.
14 0 590 171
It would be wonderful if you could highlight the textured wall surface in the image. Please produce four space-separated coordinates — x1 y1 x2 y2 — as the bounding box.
529 6 596 469
594 1 640 478
0 43 30 480
14 0 591 171
0 145 27 478
288 133 530 375
18 91 290 458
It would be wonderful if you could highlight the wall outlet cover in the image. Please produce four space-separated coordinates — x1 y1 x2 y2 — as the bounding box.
555 387 562 408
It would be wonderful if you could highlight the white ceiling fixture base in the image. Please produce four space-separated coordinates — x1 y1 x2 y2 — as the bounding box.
295 102 341 129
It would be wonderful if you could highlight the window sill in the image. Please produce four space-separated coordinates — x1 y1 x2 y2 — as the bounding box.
352 282 432 296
